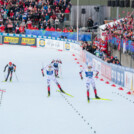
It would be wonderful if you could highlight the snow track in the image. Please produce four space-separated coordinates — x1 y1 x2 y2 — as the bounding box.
0 45 134 134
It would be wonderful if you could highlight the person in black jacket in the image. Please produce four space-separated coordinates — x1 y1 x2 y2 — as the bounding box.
3 62 16 82
86 43 93 53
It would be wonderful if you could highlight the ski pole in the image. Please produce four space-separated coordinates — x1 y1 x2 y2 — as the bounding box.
3 72 6 80
14 72 19 81
59 65 63 79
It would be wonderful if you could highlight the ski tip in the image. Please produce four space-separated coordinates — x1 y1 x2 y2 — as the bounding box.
57 90 74 97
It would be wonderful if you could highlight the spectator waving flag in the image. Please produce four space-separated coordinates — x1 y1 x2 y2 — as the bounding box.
118 42 121 51
123 39 127 53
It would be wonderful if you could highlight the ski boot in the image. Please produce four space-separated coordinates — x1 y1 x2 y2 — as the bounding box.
56 75 60 78
95 95 100 99
60 88 65 94
48 91 50 97
87 97 90 103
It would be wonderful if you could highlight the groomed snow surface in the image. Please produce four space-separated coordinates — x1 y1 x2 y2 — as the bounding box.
0 45 134 134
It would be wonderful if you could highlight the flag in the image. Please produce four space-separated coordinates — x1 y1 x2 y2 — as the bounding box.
123 40 126 53
117 39 121 51
118 42 120 51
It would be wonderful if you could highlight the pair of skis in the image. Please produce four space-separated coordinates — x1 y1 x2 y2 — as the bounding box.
56 90 112 101
90 98 112 101
56 90 74 97
2 80 12 82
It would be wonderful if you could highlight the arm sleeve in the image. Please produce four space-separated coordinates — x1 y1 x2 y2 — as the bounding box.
4 65 8 72
92 68 99 76
13 64 16 68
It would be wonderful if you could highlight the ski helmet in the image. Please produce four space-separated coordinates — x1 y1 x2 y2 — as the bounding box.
9 62 12 66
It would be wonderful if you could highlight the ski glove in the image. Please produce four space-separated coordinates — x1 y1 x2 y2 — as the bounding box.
79 72 83 80
96 71 99 77
41 69 44 77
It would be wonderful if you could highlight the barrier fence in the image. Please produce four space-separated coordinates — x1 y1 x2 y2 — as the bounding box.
0 32 134 92
81 50 134 92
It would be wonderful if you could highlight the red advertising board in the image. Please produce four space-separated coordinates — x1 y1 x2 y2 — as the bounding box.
101 63 111 80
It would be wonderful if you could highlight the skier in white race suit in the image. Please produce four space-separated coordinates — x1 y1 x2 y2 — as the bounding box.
41 64 65 97
79 62 100 102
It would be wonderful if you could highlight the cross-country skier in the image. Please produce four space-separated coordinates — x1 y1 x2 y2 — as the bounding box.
3 62 16 82
79 63 100 103
41 63 65 97
52 59 62 78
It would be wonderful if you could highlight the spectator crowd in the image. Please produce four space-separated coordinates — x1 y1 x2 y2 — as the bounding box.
0 0 72 33
103 14 134 43
81 11 134 66
82 38 121 66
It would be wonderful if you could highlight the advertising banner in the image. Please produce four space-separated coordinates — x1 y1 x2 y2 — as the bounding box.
101 63 106 77
111 65 117 83
101 62 111 80
37 38 45 47
120 69 124 87
124 71 132 89
85 51 93 65
80 50 86 63
70 42 81 55
70 42 76 52
132 73 134 92
2 36 19 45
116 70 121 85
0 35 2 44
117 66 125 86
20 37 36 46
37 38 81 52
64 41 70 51
105 64 112 81
92 59 101 73
40 39 64 50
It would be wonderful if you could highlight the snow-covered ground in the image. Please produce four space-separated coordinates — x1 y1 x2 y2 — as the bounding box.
0 45 134 134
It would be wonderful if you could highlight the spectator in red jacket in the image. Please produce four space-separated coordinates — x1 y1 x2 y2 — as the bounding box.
50 26 55 31
46 26 50 31
19 25 25 33
56 28 62 32
65 6 70 13
0 0 4 5
10 10 14 19
0 23 5 32
63 27 68 32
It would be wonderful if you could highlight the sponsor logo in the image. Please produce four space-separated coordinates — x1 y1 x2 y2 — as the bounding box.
21 38 35 45
117 72 120 82
65 42 70 50
39 39 45 47
114 71 116 80
55 41 60 48
121 73 124 84
112 70 114 80
4 37 19 44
